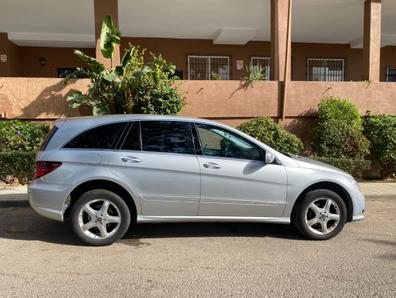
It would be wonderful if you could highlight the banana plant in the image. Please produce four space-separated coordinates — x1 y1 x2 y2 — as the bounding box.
66 16 183 116
100 15 121 67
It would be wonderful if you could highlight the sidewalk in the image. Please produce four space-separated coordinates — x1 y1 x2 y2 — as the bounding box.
0 185 29 207
358 182 396 200
0 182 395 208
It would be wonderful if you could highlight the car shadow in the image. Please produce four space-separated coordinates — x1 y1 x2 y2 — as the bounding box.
0 207 303 247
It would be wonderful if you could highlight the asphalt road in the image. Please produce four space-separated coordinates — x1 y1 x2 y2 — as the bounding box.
0 199 395 297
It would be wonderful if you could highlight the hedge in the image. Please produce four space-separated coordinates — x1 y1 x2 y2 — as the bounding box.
313 157 371 179
0 120 49 152
0 152 36 184
312 97 370 159
363 114 396 178
238 117 304 154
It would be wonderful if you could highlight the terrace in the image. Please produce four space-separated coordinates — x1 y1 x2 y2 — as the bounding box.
0 0 395 137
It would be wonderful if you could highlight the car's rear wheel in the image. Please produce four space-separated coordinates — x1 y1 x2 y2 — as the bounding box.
71 189 131 246
294 189 347 240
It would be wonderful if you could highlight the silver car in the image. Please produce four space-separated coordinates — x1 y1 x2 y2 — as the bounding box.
29 115 365 245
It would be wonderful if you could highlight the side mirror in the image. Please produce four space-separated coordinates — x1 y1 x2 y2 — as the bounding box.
265 151 276 164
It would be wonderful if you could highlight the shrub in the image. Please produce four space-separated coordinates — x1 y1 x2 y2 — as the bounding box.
316 96 362 129
0 152 36 184
313 120 370 159
237 117 304 154
363 114 396 178
312 97 369 159
313 157 371 179
0 120 49 152
243 63 265 85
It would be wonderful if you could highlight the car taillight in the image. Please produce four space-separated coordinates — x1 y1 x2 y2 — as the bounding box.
34 161 62 179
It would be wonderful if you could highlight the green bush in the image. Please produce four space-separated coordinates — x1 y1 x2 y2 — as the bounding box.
317 96 362 129
0 120 49 152
67 16 184 116
363 114 396 178
237 117 304 154
312 97 369 159
0 152 36 184
313 157 371 179
313 120 370 159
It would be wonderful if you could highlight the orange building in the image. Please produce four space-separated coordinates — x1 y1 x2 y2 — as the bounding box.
0 0 395 138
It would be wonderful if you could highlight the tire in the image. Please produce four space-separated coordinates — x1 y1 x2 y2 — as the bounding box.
71 189 131 246
293 189 347 240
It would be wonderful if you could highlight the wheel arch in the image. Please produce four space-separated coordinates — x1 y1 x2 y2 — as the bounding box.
291 181 353 223
64 179 138 223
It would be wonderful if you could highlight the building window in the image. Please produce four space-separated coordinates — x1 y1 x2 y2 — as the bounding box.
57 68 77 78
250 57 271 80
307 58 345 81
386 67 396 82
188 55 230 80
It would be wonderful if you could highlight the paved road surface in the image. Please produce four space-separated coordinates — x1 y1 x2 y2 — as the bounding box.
0 199 395 297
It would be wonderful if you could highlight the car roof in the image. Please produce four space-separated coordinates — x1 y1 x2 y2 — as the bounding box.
56 114 219 126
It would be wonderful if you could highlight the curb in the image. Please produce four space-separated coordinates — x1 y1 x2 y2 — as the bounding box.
0 200 30 208
364 195 396 200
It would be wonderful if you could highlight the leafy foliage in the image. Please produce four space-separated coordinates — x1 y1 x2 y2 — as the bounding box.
237 117 304 154
313 157 371 179
316 97 362 129
0 120 49 152
100 16 121 61
210 72 221 80
66 16 183 116
363 114 396 177
0 152 36 184
243 64 265 85
313 120 369 159
312 98 369 159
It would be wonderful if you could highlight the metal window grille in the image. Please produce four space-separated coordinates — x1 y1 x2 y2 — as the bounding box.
188 55 230 80
307 58 345 81
386 67 396 82
250 57 271 80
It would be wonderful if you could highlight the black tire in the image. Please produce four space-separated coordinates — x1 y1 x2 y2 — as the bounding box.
293 189 347 240
71 189 131 246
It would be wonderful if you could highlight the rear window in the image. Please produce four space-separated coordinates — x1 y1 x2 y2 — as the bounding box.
40 125 58 151
64 122 126 149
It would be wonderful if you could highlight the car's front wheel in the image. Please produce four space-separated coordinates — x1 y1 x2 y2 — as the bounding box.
71 189 131 246
294 189 347 240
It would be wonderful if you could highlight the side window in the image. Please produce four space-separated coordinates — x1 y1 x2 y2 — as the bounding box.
64 122 126 149
141 121 195 154
195 124 263 161
121 122 141 151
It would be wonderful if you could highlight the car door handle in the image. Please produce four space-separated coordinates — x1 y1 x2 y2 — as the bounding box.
120 156 141 163
203 162 221 169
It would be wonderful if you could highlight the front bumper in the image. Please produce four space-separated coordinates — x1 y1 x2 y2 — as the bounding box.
351 183 365 222
28 181 71 222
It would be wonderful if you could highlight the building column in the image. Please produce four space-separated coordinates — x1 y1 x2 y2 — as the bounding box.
362 0 381 82
271 0 292 120
0 33 20 77
94 0 120 68
270 0 292 82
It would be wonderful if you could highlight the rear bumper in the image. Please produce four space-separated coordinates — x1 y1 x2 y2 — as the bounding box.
28 181 71 222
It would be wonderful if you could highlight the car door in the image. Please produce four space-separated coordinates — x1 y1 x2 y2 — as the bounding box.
194 123 287 218
108 120 201 216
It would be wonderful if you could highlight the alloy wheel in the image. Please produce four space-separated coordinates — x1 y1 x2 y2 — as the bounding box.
304 198 341 235
78 199 122 240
